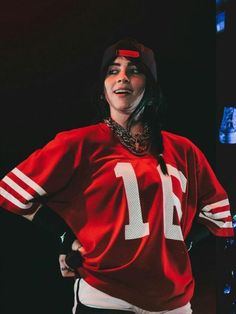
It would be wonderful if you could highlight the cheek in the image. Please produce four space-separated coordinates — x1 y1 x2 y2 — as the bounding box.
104 80 113 100
133 77 146 93
136 84 146 96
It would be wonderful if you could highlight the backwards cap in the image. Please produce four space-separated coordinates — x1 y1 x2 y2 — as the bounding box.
101 37 157 81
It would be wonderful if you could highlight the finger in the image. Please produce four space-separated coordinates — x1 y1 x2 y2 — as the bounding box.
71 240 86 255
71 240 82 251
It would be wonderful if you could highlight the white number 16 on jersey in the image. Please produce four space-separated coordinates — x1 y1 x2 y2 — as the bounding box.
114 162 187 241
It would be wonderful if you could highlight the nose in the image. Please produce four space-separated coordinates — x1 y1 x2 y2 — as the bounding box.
116 71 129 83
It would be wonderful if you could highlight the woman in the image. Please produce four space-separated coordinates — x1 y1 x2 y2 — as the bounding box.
0 38 234 313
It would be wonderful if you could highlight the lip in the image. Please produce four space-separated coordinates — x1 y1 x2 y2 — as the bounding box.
114 93 131 98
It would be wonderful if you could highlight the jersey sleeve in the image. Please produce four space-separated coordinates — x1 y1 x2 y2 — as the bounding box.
194 145 234 237
0 132 80 216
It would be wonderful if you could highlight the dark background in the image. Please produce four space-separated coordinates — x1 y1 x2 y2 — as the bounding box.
0 0 216 172
0 1 217 313
216 1 236 314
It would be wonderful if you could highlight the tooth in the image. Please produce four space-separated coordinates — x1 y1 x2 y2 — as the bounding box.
115 90 130 94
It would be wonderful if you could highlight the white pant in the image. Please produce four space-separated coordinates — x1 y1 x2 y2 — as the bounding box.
73 278 192 314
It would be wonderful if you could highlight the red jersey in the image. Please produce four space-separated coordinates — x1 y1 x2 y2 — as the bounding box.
0 123 233 311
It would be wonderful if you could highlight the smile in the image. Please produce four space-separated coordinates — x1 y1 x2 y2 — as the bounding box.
114 89 132 95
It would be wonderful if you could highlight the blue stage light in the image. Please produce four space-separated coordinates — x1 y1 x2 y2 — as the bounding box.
224 283 232 294
216 11 225 33
219 107 236 144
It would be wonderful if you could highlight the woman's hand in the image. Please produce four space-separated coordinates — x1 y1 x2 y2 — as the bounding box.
59 239 85 277
59 254 77 277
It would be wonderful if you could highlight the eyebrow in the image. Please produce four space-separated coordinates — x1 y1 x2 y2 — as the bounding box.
109 61 135 67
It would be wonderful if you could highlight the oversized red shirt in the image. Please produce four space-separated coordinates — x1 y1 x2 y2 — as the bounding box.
0 123 233 311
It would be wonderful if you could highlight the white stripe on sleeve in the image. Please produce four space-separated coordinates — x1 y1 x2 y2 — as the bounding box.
0 187 33 209
201 199 229 212
2 176 34 201
202 210 232 220
199 212 233 229
12 168 46 196
200 199 232 229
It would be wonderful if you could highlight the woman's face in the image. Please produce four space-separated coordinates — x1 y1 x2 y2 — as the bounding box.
104 56 146 121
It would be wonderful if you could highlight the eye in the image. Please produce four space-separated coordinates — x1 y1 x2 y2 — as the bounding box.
128 67 141 75
107 68 119 75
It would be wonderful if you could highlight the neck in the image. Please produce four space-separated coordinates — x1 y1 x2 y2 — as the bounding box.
110 112 129 128
110 112 145 131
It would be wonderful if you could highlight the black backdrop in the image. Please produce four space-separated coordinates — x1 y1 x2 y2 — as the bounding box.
0 0 215 173
0 1 216 313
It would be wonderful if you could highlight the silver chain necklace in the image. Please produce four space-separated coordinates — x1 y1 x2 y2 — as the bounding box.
104 117 151 155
